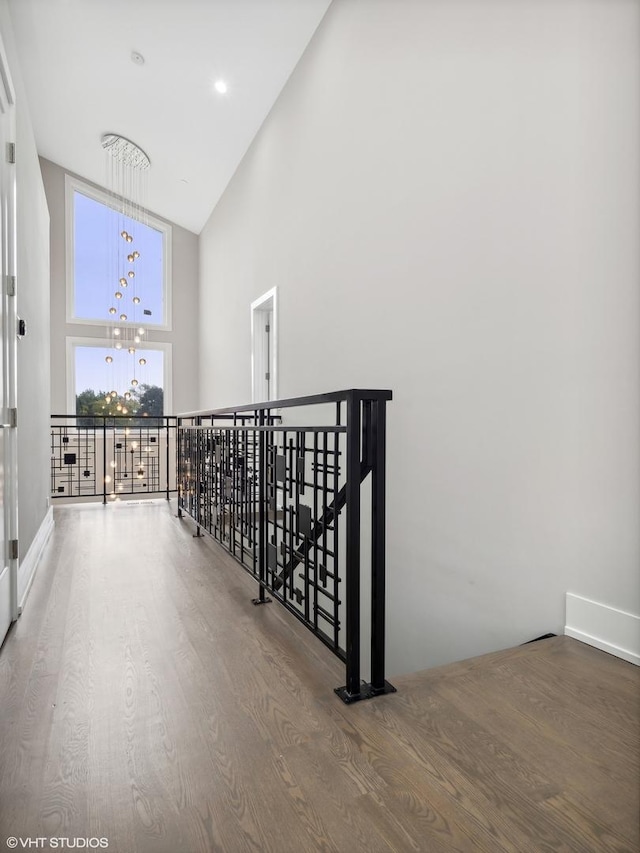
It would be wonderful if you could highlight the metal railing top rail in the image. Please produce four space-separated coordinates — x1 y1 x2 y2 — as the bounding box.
52 414 178 422
177 388 393 419
179 424 346 433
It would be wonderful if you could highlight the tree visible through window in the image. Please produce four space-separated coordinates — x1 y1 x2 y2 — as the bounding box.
73 344 165 418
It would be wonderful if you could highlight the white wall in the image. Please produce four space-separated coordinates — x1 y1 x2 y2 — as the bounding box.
0 1 50 566
41 158 200 415
199 0 640 675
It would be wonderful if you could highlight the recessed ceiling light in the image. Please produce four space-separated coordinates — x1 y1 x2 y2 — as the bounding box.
214 80 228 95
131 50 145 66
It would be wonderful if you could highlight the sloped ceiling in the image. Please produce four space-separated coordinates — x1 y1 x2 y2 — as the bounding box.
9 0 332 233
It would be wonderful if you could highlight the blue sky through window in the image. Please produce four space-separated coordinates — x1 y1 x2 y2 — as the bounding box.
75 345 164 397
74 191 164 324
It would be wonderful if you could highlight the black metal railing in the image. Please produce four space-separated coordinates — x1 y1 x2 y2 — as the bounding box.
177 390 395 703
51 414 178 503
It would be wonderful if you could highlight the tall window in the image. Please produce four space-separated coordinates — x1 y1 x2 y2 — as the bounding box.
65 175 172 415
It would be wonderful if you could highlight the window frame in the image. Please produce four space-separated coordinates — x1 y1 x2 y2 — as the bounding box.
66 336 173 417
65 174 173 331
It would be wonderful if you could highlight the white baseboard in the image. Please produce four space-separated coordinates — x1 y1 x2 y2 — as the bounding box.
17 507 54 612
565 592 640 666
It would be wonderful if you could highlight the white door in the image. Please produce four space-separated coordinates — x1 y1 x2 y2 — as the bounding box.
0 36 16 647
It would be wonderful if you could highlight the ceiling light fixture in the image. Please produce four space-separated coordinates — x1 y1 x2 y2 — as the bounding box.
131 51 145 66
102 133 150 171
214 79 228 95
102 130 151 414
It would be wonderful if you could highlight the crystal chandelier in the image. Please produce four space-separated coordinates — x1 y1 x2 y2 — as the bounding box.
101 133 151 413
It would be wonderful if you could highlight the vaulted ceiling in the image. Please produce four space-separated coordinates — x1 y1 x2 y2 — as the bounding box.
9 0 332 233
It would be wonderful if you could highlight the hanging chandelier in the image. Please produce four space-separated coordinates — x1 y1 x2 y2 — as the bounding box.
101 132 151 413
102 133 150 170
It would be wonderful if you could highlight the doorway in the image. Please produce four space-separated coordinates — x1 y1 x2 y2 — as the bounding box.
0 35 16 647
251 287 278 403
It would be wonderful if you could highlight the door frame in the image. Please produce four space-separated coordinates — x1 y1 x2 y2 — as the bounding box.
250 287 278 404
0 31 18 636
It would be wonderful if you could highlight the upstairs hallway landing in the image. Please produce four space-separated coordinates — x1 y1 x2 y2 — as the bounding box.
0 502 638 852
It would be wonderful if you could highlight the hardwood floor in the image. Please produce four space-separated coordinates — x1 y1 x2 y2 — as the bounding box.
0 502 638 852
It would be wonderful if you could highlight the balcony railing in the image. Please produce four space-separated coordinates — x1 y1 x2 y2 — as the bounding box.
177 390 395 703
50 414 178 503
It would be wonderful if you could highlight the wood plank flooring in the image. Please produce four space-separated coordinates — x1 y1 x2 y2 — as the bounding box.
0 502 638 852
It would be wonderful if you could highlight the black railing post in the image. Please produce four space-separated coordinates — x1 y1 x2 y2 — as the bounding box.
194 416 203 536
370 398 396 697
176 417 183 517
342 391 362 699
259 410 266 601
253 407 271 605
165 416 170 500
102 417 107 504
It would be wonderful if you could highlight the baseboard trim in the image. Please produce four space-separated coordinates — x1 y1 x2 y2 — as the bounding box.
565 592 640 666
17 507 54 613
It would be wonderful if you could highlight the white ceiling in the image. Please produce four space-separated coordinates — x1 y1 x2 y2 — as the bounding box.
8 0 332 234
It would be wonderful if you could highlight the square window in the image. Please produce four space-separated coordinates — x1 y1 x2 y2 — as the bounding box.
69 339 171 417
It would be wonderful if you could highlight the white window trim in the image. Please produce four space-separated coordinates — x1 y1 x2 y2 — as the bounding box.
66 336 173 416
65 174 173 331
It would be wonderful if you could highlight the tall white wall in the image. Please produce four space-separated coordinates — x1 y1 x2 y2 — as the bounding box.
199 0 640 674
41 158 200 416
0 1 50 566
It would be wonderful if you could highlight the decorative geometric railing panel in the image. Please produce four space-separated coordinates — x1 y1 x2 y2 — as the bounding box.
50 415 177 502
177 390 395 703
178 423 346 656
